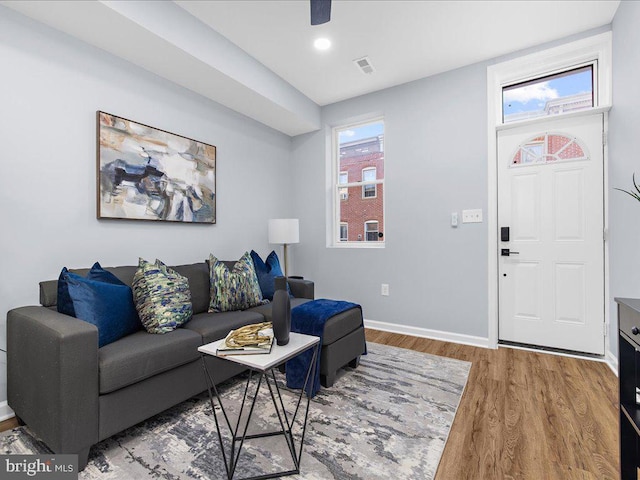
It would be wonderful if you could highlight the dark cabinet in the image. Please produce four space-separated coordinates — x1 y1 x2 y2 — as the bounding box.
617 298 640 479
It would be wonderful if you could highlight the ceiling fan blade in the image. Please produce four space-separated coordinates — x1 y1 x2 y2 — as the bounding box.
310 0 331 25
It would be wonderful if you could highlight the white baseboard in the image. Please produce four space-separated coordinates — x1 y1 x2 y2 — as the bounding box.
364 319 490 349
0 402 14 422
605 349 618 376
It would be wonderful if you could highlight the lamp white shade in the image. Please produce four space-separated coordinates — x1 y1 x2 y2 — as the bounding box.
268 219 299 244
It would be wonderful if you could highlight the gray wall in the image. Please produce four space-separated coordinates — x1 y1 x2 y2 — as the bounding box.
608 0 640 357
291 63 489 339
0 7 292 405
291 25 613 343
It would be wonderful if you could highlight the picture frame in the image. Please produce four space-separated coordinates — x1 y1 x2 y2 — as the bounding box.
97 111 216 224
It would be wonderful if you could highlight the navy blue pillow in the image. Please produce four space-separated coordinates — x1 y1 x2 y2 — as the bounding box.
66 274 141 347
250 250 292 301
58 262 124 316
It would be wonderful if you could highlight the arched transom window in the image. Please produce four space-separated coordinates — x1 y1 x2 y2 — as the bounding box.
511 133 589 167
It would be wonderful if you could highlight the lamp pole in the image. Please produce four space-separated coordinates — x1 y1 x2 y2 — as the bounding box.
283 243 289 277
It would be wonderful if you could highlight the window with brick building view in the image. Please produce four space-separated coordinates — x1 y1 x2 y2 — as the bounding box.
334 120 384 244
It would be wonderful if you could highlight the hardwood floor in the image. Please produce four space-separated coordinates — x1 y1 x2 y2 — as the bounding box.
365 329 619 480
0 330 618 478
0 416 19 433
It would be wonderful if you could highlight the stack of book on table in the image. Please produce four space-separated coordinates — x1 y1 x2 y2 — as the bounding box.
216 324 274 356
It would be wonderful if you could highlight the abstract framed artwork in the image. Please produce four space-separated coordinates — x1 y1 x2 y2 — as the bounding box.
97 111 216 223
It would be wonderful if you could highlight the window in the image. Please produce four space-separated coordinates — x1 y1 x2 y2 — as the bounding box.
365 221 379 242
502 64 594 123
340 223 348 241
331 119 385 247
362 168 376 198
511 133 588 166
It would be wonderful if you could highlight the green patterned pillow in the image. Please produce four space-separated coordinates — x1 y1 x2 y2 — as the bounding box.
132 258 193 334
208 252 266 313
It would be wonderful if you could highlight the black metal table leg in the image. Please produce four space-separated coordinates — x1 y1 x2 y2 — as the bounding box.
201 339 320 480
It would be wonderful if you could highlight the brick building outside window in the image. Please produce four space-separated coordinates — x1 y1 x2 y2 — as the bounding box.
338 134 384 242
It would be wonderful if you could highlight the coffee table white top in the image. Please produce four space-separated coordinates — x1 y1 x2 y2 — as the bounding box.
198 332 320 372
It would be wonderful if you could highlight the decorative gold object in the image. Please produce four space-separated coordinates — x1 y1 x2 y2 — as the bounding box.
225 322 273 348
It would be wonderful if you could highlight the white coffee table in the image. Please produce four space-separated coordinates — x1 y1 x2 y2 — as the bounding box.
198 332 320 480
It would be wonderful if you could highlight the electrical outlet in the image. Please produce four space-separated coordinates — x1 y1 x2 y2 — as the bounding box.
462 209 483 223
381 284 389 296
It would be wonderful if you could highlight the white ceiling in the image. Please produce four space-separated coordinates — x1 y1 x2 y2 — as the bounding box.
1 0 620 135
178 0 620 106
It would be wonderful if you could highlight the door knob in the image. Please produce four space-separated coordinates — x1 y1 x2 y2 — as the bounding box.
501 249 520 257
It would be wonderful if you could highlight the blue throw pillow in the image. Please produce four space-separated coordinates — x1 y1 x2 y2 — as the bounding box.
250 250 292 301
66 274 141 347
57 262 124 316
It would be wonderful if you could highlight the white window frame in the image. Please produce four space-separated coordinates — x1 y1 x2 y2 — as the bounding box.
362 167 377 198
328 117 385 249
364 220 379 242
486 32 612 350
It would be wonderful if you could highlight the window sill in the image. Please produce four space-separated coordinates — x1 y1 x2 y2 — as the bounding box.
327 242 385 249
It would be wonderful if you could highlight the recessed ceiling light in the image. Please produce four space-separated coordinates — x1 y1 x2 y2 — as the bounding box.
314 38 331 51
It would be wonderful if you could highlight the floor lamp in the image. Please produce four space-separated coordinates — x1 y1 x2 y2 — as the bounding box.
268 219 299 277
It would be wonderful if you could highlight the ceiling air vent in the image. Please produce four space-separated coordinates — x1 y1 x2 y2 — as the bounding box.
354 56 375 75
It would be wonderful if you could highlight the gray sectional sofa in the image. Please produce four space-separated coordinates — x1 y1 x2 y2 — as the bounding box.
6 260 364 470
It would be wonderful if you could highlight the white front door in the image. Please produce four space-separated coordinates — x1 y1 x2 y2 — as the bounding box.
497 113 604 355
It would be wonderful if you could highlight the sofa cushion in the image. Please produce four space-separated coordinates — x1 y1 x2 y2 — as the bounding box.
66 274 141 347
247 297 311 323
132 258 193 334
41 264 205 309
208 253 265 313
98 328 202 394
183 310 265 344
58 262 126 317
250 250 291 301
170 262 210 314
40 265 139 308
101 266 138 286
73 265 138 287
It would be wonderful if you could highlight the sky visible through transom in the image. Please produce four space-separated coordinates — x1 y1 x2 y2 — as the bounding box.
503 67 593 121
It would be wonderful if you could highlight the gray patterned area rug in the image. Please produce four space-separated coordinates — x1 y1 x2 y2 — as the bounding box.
0 343 470 480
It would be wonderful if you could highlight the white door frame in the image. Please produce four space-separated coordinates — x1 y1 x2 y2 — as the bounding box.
486 32 612 350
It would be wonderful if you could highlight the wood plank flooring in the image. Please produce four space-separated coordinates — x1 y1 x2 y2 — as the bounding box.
0 417 19 433
365 329 619 480
0 330 619 479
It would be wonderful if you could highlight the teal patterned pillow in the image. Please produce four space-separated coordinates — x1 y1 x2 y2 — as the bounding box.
208 252 266 313
132 258 193 334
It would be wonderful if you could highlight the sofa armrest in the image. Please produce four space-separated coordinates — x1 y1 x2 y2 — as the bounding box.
288 278 314 299
7 306 99 455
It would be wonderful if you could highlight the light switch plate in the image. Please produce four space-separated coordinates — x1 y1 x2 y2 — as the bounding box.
462 209 483 223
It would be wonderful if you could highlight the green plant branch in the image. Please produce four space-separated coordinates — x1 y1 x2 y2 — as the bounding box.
615 173 640 202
